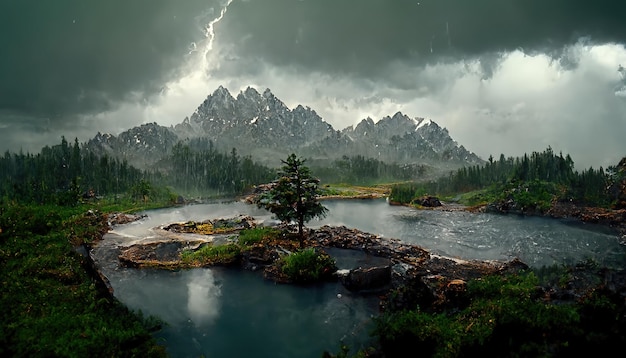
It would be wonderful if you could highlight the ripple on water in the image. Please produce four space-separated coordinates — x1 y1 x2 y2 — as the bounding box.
91 200 626 357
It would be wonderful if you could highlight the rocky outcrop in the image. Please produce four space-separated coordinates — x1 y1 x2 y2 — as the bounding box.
310 225 430 266
163 215 256 235
107 212 147 226
119 241 206 268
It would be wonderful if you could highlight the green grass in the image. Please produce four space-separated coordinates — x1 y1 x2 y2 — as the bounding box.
372 272 582 357
454 187 500 206
178 227 281 266
237 227 281 246
180 243 241 265
319 184 390 198
0 200 170 357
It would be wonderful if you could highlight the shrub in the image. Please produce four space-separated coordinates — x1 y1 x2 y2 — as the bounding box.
389 183 428 204
280 248 337 283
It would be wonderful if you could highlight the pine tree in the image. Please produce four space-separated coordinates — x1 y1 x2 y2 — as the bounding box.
257 153 328 246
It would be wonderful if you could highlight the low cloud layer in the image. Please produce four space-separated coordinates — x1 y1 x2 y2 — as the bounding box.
1 0 625 169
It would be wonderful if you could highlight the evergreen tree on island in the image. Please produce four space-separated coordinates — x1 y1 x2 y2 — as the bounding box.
257 153 328 246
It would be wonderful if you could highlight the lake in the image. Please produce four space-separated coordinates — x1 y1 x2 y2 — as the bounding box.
93 199 625 357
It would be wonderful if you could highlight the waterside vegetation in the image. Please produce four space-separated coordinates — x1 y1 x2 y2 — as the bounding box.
366 266 626 357
0 201 170 357
390 147 625 213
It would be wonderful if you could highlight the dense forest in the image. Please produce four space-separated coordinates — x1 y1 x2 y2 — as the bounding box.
148 140 276 196
390 147 625 210
0 137 277 205
310 155 429 185
0 136 437 205
0 137 143 205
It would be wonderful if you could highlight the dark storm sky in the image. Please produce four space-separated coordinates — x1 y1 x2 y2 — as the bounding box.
1 0 625 168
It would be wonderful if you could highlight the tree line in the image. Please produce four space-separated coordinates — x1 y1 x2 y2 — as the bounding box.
310 155 429 185
0 137 145 205
0 137 276 206
147 140 275 196
390 147 621 207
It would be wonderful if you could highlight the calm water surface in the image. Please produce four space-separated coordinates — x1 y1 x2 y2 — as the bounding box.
95 199 625 357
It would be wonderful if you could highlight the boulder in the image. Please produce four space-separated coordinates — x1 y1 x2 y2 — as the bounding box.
414 196 442 207
339 265 392 291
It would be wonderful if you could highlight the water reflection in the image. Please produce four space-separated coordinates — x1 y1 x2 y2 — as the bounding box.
186 270 221 325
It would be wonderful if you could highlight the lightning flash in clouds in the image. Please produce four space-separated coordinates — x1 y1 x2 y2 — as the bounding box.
205 0 233 53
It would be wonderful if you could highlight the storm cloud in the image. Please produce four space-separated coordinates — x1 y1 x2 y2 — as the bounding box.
1 0 625 169
216 0 626 77
0 0 222 116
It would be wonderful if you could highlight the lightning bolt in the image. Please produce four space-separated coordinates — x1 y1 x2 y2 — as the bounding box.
205 0 233 53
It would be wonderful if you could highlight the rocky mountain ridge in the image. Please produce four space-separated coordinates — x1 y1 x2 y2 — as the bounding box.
85 86 484 170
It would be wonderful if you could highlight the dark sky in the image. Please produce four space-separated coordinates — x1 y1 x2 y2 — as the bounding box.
1 0 625 168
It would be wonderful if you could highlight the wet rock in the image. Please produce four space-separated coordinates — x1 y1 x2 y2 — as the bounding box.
241 244 281 270
163 215 256 235
414 195 442 207
118 241 204 268
311 225 430 264
107 212 146 226
444 279 468 307
339 265 392 292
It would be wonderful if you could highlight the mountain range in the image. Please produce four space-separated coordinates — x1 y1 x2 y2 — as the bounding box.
86 86 483 172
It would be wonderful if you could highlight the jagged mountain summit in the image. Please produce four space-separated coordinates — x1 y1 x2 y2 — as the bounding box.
85 86 483 169
87 123 179 166
173 86 334 154
306 112 482 165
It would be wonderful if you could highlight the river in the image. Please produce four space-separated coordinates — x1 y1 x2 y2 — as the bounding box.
93 199 625 357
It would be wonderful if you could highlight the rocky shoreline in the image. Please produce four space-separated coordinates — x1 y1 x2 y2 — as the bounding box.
97 211 530 313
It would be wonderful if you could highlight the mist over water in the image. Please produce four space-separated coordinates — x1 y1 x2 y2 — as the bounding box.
96 199 626 357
